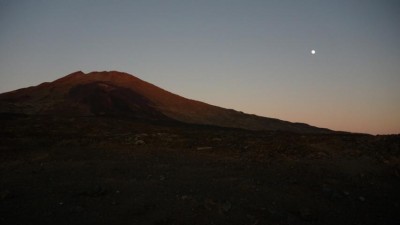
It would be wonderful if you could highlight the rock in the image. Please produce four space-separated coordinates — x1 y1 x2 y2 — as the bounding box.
135 133 148 138
267 208 287 222
71 205 84 213
80 185 108 197
204 198 217 210
321 185 342 200
135 140 145 145
358 196 366 202
221 201 232 212
343 191 350 196
196 146 213 150
394 168 400 178
298 208 314 221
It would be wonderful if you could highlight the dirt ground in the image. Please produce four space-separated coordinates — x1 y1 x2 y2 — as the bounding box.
1 116 399 225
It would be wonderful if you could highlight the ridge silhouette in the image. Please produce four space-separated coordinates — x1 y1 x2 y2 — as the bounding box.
0 71 331 133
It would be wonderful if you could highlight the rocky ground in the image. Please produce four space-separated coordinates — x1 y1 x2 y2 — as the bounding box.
0 115 399 225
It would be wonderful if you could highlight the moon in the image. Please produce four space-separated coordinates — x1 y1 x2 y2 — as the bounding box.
311 49 316 55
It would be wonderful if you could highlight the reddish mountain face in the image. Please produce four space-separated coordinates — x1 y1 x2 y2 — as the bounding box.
0 71 331 133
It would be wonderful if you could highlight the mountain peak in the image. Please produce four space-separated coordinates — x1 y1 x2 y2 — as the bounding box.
86 71 141 83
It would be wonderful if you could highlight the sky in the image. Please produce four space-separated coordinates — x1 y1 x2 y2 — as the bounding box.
0 0 399 134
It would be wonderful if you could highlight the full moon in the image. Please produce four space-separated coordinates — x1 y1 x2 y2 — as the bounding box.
311 49 316 55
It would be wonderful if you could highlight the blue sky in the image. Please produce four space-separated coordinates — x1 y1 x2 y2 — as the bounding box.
0 0 399 134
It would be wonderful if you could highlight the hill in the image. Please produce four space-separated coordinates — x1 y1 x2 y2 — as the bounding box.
0 71 331 133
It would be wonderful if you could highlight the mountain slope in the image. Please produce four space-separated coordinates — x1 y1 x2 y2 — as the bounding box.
0 71 331 133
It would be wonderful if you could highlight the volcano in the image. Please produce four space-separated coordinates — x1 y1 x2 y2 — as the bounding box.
0 71 330 133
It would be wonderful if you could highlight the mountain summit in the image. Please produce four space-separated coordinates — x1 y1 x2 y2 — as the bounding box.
0 71 330 133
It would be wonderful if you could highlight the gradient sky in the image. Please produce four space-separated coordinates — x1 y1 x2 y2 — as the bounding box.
0 0 399 134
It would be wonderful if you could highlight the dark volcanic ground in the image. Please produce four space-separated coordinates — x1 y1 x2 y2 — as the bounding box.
0 115 399 225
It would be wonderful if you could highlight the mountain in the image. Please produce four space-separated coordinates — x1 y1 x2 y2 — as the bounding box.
0 71 331 133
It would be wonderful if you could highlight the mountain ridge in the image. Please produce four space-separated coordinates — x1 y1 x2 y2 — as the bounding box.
0 71 332 133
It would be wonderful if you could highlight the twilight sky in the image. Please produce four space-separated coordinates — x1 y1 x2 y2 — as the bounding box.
0 0 399 134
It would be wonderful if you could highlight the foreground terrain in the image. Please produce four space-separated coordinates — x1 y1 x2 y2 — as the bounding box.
1 115 399 225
